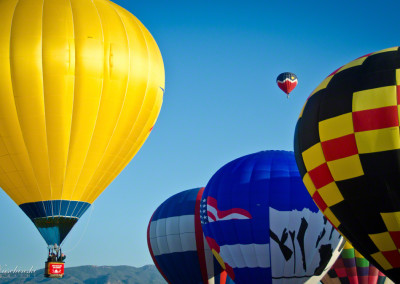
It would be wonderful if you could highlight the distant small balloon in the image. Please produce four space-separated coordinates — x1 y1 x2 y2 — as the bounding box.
276 72 298 98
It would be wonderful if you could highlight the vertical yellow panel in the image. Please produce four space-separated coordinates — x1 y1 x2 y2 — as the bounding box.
0 0 164 206
369 232 397 251
81 5 155 201
9 0 51 202
0 0 25 204
355 127 400 154
353 86 397 111
63 0 104 201
69 0 129 201
90 87 163 203
0 173 24 202
381 212 400 231
87 89 163 203
396 69 400 85
301 143 326 172
42 0 75 200
371 252 392 270
323 208 341 228
91 59 164 202
319 113 354 142
302 173 316 196
327 155 364 181
317 182 344 207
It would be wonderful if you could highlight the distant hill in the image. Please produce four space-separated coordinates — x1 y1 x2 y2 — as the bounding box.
0 265 167 284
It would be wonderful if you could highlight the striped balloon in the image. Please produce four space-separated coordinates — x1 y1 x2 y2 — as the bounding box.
147 187 234 284
322 243 393 284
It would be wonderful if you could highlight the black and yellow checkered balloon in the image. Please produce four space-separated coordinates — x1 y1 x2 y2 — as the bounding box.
294 47 400 283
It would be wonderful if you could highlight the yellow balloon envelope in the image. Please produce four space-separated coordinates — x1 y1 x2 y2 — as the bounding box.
0 0 164 245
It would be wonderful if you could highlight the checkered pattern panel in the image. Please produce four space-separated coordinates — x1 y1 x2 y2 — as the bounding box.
321 242 390 284
294 46 400 283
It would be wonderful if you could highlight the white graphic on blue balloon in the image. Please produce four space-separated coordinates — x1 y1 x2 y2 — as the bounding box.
269 208 343 284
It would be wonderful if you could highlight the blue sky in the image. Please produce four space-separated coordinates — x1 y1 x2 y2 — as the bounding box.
0 0 400 272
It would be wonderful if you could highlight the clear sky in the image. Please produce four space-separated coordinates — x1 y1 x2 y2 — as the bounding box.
0 0 400 273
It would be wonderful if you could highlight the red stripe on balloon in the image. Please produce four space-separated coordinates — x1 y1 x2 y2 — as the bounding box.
367 265 379 284
207 196 252 219
389 231 400 248
277 81 297 94
195 187 209 284
206 236 220 253
219 271 228 284
308 162 334 189
207 211 217 222
321 134 358 161
352 106 399 132
312 191 328 212
382 250 400 268
225 263 235 281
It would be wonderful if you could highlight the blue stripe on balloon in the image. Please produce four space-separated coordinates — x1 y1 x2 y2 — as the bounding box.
36 218 78 245
234 266 315 282
151 188 202 221
155 251 204 284
233 267 271 283
19 200 91 219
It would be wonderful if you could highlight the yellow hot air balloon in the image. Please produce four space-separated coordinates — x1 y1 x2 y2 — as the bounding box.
0 0 164 252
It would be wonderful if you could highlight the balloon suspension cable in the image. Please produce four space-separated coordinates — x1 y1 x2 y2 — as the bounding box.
61 203 95 254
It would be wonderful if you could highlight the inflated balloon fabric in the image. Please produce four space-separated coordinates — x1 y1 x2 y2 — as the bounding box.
276 72 298 96
148 188 235 284
294 46 400 283
201 151 343 283
322 242 392 284
0 0 164 245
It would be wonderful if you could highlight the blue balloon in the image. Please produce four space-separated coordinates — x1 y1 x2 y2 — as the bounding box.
148 187 235 284
200 151 344 284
